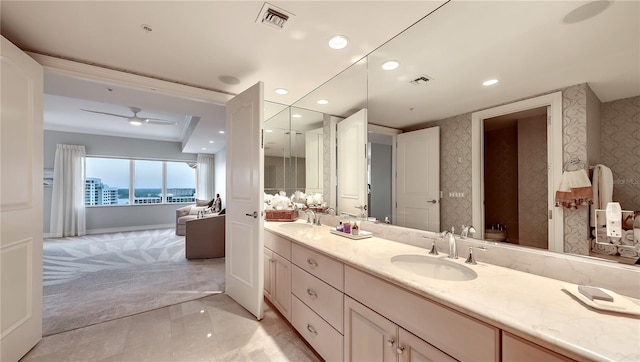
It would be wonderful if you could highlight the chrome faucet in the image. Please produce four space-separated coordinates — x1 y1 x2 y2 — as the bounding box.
304 210 317 225
460 224 477 239
324 207 337 216
424 235 439 255
445 227 457 259
354 205 367 218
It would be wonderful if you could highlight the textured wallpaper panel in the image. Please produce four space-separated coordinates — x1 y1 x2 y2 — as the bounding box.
601 95 640 211
562 83 590 255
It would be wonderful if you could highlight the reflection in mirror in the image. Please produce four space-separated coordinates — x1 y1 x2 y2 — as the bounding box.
312 1 638 264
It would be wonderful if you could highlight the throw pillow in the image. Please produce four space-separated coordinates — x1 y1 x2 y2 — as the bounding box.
219 208 226 215
189 206 208 215
207 198 215 208
195 199 209 206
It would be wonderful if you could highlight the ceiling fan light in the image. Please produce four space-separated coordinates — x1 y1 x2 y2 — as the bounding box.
129 119 142 126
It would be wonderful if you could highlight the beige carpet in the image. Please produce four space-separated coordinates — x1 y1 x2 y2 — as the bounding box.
43 228 225 336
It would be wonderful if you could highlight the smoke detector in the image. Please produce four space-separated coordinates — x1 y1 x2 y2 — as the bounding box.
256 2 294 30
410 75 433 86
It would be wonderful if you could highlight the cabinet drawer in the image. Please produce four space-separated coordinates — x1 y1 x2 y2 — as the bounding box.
292 264 344 333
264 230 291 259
345 265 499 362
292 296 343 362
292 243 344 291
502 332 573 362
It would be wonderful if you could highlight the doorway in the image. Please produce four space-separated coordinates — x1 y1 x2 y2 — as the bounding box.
483 107 548 248
472 91 564 252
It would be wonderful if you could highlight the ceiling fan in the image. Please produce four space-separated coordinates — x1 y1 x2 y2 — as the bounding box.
80 106 178 126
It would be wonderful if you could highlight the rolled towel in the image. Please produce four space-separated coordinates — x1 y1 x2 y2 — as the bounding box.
620 230 635 246
591 239 617 255
635 228 640 245
618 245 639 259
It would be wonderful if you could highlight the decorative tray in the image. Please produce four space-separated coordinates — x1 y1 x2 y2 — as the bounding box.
562 284 640 316
330 229 373 240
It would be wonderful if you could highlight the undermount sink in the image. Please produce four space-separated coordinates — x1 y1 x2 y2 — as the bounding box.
391 254 478 281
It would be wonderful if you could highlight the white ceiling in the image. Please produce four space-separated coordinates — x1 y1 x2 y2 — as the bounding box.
0 0 446 154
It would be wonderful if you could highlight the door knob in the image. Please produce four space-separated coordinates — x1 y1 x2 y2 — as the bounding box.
427 199 437 204
245 211 258 218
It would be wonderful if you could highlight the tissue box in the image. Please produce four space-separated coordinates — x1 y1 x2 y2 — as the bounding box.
265 209 297 222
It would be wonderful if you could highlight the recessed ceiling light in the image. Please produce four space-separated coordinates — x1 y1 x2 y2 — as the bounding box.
218 75 240 85
316 99 329 105
208 140 214 144
218 130 225 134
328 35 349 50
265 129 273 133
382 60 400 71
274 88 288 95
483 79 499 86
129 120 142 126
201 147 206 151
292 114 302 118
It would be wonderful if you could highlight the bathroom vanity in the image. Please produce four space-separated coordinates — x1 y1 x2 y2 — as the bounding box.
264 220 640 362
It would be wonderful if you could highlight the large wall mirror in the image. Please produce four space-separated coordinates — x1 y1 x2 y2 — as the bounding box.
267 1 640 265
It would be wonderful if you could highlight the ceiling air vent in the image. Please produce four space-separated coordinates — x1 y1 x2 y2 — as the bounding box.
410 75 433 86
256 3 294 30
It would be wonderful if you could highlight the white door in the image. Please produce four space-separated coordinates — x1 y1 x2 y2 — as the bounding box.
337 109 367 216
1 36 44 362
225 82 264 320
396 127 440 231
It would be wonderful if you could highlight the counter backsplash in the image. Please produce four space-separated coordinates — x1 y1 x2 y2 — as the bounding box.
316 215 640 299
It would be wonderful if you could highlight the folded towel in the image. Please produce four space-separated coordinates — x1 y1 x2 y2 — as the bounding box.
555 169 593 209
618 245 639 259
590 164 613 226
620 230 635 246
635 228 640 245
591 239 618 255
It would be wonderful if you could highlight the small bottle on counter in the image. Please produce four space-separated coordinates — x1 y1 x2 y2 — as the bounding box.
343 220 351 234
352 221 360 236
336 221 344 232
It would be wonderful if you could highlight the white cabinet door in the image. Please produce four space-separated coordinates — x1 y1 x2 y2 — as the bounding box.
225 82 264 319
396 127 440 232
0 36 44 362
398 328 455 362
264 247 273 300
272 252 291 321
344 296 397 362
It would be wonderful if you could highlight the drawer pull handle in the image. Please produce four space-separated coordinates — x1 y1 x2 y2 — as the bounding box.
306 258 318 267
386 339 395 347
396 346 405 355
306 324 318 336
306 288 318 299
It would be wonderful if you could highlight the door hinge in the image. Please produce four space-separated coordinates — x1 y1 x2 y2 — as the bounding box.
261 129 264 149
548 210 553 220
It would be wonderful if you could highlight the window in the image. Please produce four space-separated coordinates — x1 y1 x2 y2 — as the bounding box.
85 157 196 206
166 161 196 203
134 160 162 204
85 158 129 205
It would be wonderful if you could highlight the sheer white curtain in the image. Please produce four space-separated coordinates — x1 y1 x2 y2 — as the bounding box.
50 144 86 237
196 153 215 200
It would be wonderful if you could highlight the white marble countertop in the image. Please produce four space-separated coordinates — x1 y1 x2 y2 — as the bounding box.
265 220 640 362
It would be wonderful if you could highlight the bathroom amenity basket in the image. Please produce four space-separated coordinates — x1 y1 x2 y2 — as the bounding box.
265 209 298 222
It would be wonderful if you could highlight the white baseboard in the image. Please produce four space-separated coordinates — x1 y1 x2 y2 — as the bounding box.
43 224 175 238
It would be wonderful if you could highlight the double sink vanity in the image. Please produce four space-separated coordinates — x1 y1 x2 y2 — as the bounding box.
264 219 640 362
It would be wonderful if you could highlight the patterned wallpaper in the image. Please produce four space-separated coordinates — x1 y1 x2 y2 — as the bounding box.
601 95 640 211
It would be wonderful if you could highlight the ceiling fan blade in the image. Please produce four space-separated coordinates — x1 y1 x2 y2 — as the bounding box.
145 119 178 126
80 109 128 118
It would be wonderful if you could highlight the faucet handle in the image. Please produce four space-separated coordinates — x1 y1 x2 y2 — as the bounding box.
429 241 439 255
465 246 477 265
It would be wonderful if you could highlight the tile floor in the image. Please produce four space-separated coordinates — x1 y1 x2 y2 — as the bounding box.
21 293 321 362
